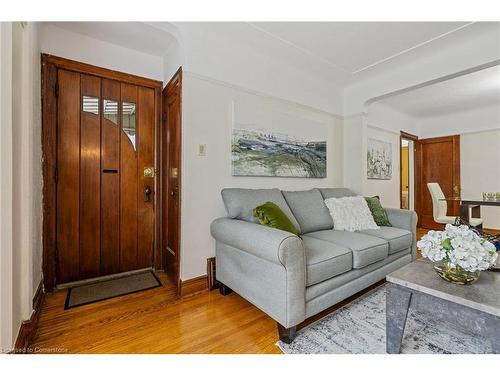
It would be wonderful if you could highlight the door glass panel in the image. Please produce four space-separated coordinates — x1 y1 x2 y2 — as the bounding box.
103 99 118 124
122 102 136 150
82 96 99 115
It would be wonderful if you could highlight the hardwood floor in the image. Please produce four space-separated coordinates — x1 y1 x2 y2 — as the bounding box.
31 276 388 353
28 227 438 354
31 273 282 353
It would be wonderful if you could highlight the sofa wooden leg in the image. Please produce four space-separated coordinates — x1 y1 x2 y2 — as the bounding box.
277 323 297 344
219 284 233 296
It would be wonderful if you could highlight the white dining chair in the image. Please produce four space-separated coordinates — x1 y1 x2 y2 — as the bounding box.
427 182 483 227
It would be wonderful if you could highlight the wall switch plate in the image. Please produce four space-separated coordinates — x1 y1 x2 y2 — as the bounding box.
198 144 207 156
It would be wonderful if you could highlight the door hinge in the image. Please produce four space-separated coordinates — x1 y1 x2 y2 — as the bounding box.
54 166 58 184
54 83 59 98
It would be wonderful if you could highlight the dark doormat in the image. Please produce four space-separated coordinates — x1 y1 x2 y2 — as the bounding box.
65 270 162 309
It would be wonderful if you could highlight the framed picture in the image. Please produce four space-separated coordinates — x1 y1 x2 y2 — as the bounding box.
231 101 327 178
367 138 392 180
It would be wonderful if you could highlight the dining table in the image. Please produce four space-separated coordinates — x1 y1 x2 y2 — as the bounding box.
440 197 500 226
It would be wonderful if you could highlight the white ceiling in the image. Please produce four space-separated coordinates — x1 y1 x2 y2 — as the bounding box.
47 21 480 81
48 22 177 56
248 22 470 74
376 64 500 118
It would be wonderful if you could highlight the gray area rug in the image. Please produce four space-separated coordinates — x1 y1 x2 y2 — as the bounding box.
278 285 493 354
65 271 161 309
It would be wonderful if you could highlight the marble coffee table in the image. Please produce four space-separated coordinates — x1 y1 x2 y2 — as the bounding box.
386 259 500 354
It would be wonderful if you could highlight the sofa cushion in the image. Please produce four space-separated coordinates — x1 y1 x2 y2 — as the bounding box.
358 227 412 254
282 188 333 234
324 196 379 232
253 201 299 235
319 188 357 200
221 188 300 231
305 230 389 269
365 196 392 226
302 236 352 286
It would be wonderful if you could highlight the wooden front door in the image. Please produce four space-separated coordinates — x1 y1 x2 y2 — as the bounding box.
416 135 461 230
162 69 182 287
56 69 156 284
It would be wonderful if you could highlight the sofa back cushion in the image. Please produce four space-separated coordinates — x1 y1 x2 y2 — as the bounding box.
319 188 357 200
221 188 300 231
282 188 333 234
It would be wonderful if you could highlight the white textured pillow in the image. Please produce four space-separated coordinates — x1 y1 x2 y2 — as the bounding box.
324 196 379 232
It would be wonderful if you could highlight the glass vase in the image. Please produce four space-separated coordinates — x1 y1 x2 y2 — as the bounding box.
433 261 480 285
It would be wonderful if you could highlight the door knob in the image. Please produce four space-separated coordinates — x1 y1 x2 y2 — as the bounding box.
144 186 152 202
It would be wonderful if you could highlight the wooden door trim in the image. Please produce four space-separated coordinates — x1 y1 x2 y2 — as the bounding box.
43 54 162 89
415 140 422 226
399 131 418 210
41 55 58 292
400 131 419 142
41 54 163 291
162 67 182 294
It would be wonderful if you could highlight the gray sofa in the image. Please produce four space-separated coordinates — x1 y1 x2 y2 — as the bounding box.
210 187 417 343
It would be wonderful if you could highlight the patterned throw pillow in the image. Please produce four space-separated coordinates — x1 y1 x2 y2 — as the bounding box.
365 196 392 227
253 201 299 235
324 196 379 232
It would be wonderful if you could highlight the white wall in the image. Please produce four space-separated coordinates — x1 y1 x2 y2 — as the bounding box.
368 102 418 135
461 130 500 229
342 103 416 208
0 21 42 351
163 37 184 83
181 73 344 280
417 104 500 138
364 126 401 208
39 23 163 81
342 114 365 194
0 21 15 352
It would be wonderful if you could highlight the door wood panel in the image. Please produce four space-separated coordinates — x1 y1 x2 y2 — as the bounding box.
55 67 158 283
416 135 461 230
137 86 155 268
79 74 102 279
101 79 121 275
42 55 163 291
56 70 81 284
120 83 139 272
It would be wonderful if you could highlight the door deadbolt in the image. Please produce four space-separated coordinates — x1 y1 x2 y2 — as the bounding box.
144 186 153 202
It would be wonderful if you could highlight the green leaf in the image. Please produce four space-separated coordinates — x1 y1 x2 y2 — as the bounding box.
442 238 453 251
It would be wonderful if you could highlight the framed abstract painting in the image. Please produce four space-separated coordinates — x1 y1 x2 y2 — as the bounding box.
367 138 392 180
231 101 327 178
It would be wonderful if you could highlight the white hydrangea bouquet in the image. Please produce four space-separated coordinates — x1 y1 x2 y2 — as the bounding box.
417 224 498 284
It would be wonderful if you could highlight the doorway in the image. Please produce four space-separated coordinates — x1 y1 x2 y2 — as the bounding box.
42 55 163 290
400 131 417 211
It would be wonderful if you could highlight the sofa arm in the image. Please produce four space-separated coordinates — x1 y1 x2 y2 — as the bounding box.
211 217 305 268
211 217 306 328
385 208 418 259
385 208 417 232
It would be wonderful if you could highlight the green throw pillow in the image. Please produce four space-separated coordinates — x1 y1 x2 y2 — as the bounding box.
253 201 299 235
365 196 392 227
